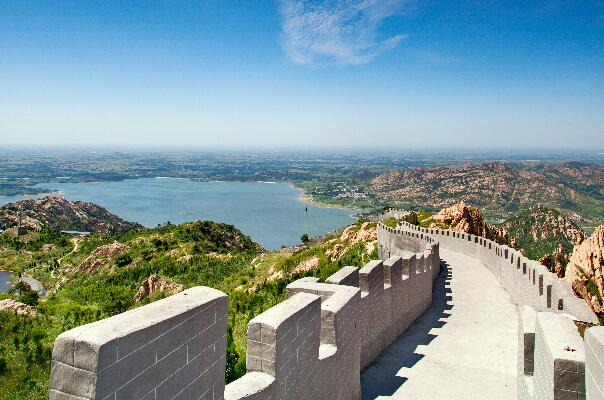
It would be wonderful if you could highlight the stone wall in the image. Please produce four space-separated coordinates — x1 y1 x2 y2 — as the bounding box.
50 222 439 400
382 221 596 323
378 208 418 225
51 208 601 400
225 233 440 399
586 327 604 400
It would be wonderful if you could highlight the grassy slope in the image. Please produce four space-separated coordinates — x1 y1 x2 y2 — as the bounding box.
0 220 378 399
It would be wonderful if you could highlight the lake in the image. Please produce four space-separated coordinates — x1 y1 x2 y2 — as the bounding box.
0 271 12 293
0 179 358 250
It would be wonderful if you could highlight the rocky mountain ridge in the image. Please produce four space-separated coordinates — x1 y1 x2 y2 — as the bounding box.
409 202 604 319
417 203 587 276
370 161 604 225
493 205 586 261
0 196 141 233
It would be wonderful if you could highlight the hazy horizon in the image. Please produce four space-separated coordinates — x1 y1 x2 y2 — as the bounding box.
1 1 603 149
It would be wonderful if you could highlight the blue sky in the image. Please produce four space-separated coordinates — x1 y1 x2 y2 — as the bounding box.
1 0 603 149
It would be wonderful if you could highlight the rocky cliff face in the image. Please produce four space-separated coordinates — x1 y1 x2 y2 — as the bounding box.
424 203 587 277
325 221 377 261
428 203 491 238
0 196 141 233
565 226 604 314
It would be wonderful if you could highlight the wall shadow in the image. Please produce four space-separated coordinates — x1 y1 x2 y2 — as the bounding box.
360 260 453 399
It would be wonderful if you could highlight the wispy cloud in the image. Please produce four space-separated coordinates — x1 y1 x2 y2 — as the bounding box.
279 0 413 67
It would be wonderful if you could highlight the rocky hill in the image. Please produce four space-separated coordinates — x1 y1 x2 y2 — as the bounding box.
427 203 491 238
418 203 586 277
564 226 604 315
370 161 604 225
0 196 141 233
493 205 586 261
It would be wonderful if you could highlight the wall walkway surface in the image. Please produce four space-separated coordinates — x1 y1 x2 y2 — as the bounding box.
379 220 597 324
362 249 518 399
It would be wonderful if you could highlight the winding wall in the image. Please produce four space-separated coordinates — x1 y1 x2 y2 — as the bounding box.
377 212 604 400
378 220 596 323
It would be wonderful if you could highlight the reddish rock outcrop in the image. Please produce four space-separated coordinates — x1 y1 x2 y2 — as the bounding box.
65 242 129 275
0 299 36 316
539 244 570 278
429 203 491 238
565 226 604 314
134 275 183 303
326 222 377 261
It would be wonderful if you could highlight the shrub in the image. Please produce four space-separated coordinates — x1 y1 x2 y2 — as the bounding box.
383 217 398 228
115 253 132 267
19 289 40 307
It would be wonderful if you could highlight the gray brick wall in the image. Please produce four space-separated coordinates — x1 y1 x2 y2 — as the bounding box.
518 306 536 400
50 287 228 400
586 327 604 400
532 312 585 400
225 224 439 400
380 214 600 400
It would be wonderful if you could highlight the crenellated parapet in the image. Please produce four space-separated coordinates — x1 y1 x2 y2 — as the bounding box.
223 230 440 399
379 218 596 324
378 208 418 225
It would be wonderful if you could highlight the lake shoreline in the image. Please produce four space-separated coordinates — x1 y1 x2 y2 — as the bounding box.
294 186 353 211
1 178 358 251
3 179 355 215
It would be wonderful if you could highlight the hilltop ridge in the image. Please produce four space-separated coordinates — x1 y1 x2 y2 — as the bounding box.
370 161 604 225
0 197 141 233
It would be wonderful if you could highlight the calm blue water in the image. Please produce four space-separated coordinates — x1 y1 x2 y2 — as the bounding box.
0 271 12 293
0 179 357 250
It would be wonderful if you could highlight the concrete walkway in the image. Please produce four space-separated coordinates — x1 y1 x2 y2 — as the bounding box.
361 249 518 400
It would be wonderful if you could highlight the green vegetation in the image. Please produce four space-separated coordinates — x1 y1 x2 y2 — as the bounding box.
11 282 40 307
0 219 379 399
382 217 398 228
416 211 435 228
495 205 584 260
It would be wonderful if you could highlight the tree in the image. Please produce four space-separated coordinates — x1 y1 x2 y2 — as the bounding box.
300 233 309 244
12 281 31 296
19 289 40 307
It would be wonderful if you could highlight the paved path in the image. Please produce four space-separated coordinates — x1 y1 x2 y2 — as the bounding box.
361 249 518 400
